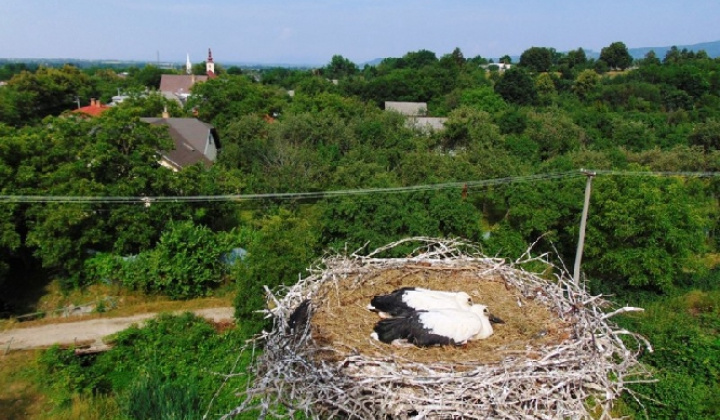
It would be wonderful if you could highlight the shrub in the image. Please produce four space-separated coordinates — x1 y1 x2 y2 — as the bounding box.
37 313 255 418
233 209 318 326
616 290 720 419
118 220 235 299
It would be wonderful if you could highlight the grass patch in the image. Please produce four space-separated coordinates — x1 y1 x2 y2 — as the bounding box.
0 350 57 420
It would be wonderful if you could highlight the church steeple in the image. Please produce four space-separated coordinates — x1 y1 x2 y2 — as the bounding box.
186 53 192 75
206 48 215 77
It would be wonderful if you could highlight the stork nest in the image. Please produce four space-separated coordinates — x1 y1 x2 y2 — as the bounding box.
224 237 653 419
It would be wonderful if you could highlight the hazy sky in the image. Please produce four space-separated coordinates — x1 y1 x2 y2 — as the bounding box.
1 0 719 65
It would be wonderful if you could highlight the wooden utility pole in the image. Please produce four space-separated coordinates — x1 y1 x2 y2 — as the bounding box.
573 170 596 285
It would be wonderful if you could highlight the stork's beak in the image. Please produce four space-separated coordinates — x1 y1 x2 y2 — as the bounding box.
489 314 505 324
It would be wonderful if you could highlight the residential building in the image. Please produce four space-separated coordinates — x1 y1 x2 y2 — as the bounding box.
384 101 447 131
140 115 220 171
72 98 110 117
159 48 217 104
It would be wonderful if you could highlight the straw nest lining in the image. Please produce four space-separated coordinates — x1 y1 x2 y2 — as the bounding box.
225 238 653 419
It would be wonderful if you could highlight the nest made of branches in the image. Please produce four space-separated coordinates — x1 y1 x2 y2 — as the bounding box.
225 237 653 420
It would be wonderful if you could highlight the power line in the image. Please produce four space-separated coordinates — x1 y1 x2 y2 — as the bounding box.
1 169 718 204
0 172 583 204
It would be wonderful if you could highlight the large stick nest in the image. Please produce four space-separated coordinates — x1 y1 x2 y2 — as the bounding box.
225 238 653 419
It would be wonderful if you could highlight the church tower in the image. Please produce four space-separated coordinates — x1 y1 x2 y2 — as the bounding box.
186 53 192 75
206 48 216 77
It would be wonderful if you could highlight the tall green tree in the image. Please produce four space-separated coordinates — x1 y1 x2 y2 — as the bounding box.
322 55 359 79
494 67 537 105
573 69 601 100
519 47 555 73
584 173 711 292
186 75 289 127
4 65 92 125
600 41 633 70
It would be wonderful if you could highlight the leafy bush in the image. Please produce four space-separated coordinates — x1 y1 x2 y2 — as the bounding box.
39 345 111 407
38 313 254 419
615 290 720 419
117 220 236 299
233 209 319 327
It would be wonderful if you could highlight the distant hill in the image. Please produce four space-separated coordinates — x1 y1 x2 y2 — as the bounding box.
581 40 720 60
361 58 385 67
627 40 720 59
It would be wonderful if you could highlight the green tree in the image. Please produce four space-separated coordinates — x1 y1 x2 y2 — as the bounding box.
441 106 503 150
535 73 557 105
5 65 92 124
689 119 720 152
127 65 168 89
186 75 289 127
234 209 319 325
458 86 507 113
584 174 711 292
641 50 662 67
524 110 585 159
573 69 600 99
402 49 438 69
494 67 537 105
565 48 588 69
519 47 555 73
320 191 480 256
191 61 225 76
323 55 359 79
117 220 235 299
599 41 633 70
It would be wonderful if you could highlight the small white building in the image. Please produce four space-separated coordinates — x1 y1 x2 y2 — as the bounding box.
384 101 446 132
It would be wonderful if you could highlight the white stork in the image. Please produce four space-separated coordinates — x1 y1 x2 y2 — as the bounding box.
367 287 473 318
370 304 504 347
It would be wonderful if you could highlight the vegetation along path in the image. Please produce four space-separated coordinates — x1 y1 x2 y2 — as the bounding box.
0 307 234 351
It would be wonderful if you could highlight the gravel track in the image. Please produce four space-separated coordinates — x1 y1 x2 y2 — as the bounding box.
0 307 234 351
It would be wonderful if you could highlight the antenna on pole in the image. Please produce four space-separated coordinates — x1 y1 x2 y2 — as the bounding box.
573 169 596 285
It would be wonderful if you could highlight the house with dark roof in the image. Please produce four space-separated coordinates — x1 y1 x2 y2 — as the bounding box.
140 116 220 171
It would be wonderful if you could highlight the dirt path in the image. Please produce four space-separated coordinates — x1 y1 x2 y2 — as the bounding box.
0 307 234 351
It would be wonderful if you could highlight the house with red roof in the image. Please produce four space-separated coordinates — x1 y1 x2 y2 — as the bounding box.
72 98 110 117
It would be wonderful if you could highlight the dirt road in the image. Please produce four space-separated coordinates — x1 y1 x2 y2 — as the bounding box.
0 307 234 351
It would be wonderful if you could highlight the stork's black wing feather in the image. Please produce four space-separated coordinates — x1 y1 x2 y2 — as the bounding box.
369 287 417 317
287 299 312 333
373 315 413 343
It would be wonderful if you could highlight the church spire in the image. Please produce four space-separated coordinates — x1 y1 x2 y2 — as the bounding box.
206 48 215 77
186 53 192 75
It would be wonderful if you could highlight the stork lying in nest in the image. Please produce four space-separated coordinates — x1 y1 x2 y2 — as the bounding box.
368 287 505 346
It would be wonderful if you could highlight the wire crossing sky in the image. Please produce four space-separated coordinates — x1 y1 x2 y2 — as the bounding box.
1 170 717 204
2 1 719 65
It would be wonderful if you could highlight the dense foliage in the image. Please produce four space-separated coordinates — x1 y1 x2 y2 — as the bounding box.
2 41 720 418
615 288 720 419
38 313 255 419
